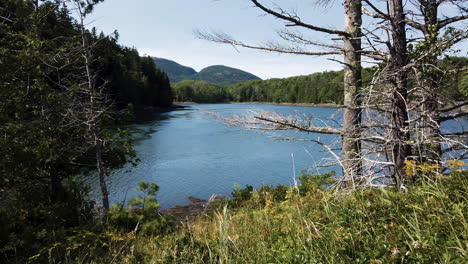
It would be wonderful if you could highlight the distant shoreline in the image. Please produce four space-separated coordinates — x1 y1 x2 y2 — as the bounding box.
174 102 342 108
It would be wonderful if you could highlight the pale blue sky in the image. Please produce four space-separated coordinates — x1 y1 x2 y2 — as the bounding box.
86 0 467 79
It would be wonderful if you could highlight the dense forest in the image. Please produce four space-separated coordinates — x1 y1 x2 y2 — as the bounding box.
0 1 172 262
173 61 467 104
173 80 228 103
97 45 173 109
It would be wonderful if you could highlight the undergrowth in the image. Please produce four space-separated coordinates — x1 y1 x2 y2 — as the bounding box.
5 164 465 263
64 167 467 264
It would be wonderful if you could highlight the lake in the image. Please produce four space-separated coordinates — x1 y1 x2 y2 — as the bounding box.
83 104 342 208
83 103 467 208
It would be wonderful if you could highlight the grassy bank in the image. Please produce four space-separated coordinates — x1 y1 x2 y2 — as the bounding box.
66 168 467 264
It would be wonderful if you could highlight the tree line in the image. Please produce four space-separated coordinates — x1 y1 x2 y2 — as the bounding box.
173 60 466 104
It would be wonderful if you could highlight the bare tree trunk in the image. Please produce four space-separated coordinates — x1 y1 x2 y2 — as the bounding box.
342 0 362 187
76 1 110 211
389 0 411 189
420 0 442 162
94 128 109 211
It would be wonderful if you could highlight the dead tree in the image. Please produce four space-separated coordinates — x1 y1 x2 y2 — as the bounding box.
361 0 467 183
197 0 364 187
72 0 110 211
386 0 412 189
360 0 413 189
405 0 468 163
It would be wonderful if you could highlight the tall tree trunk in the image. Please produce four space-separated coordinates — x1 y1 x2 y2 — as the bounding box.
389 0 411 189
342 0 362 187
420 0 442 163
77 1 110 211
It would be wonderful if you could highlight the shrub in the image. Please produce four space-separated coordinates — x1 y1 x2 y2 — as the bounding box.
231 184 253 205
109 182 174 236
298 170 335 194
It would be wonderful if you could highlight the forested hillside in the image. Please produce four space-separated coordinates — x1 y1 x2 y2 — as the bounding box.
193 65 261 86
153 58 261 85
152 57 197 83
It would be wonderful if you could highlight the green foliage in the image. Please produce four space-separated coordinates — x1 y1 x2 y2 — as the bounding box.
152 57 197 83
460 74 468 97
94 40 173 108
169 60 466 104
173 80 228 103
231 184 254 205
109 182 174 236
438 56 468 99
129 182 160 210
298 171 336 194
0 1 172 262
0 178 95 263
98 170 467 263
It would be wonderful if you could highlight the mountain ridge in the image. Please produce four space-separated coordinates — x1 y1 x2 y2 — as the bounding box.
152 58 261 86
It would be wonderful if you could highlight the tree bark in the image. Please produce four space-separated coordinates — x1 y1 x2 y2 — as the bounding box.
342 0 362 187
420 0 442 162
94 129 109 211
389 0 411 189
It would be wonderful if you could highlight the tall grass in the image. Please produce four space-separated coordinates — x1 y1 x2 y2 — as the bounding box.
70 170 467 263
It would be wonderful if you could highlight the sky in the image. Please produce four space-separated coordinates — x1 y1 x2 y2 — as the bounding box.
85 0 347 79
86 0 467 80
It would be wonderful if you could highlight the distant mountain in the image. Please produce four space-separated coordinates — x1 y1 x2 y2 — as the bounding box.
152 58 261 85
193 65 261 86
152 58 197 83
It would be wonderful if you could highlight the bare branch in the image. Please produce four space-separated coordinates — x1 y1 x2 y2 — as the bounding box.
250 0 350 37
195 30 342 56
363 0 389 19
439 14 468 28
253 115 343 135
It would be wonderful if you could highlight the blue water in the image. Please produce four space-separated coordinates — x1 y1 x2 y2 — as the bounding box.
84 104 342 208
83 103 467 208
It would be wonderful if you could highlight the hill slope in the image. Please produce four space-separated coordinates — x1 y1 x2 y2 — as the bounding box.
152 58 197 83
152 58 261 85
194 65 261 86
